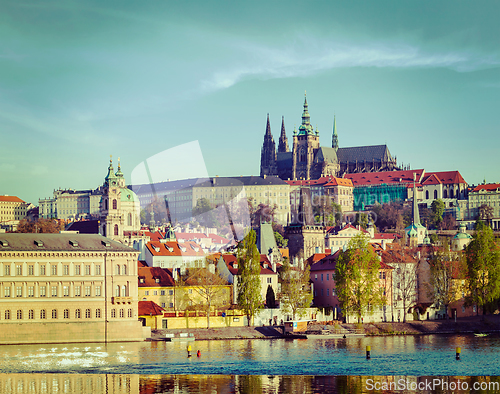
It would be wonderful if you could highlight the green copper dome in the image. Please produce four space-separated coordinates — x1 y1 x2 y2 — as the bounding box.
121 188 139 203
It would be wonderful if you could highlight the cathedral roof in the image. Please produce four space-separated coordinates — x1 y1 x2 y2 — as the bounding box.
316 147 338 164
346 169 425 187
337 145 393 164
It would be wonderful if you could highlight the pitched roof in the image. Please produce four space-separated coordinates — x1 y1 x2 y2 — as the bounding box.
309 252 339 271
345 169 425 187
0 195 25 203
425 171 467 185
421 173 442 186
219 254 278 275
66 220 100 234
0 233 137 252
337 145 393 164
138 266 175 287
472 183 500 192
316 147 338 164
285 176 352 187
195 175 287 188
138 301 165 316
146 240 205 257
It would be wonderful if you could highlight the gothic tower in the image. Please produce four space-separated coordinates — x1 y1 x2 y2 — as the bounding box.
292 94 320 180
260 114 277 177
332 115 339 151
278 116 289 153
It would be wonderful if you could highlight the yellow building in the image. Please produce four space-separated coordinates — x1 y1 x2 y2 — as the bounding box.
0 233 146 344
0 195 29 231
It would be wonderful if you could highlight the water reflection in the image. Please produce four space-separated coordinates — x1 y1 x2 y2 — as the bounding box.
1 374 499 393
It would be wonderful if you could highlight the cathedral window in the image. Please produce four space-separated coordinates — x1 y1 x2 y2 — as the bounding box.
114 224 119 236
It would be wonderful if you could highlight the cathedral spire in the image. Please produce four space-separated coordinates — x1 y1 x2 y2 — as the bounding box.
260 113 277 177
332 115 339 151
265 113 272 136
278 116 289 153
298 92 314 135
412 172 421 225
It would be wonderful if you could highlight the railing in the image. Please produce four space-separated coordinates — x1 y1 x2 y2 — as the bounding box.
111 296 133 304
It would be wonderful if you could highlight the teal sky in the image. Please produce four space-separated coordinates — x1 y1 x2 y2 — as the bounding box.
1 0 500 204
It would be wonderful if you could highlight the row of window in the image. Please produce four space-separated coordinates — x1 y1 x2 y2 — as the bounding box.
2 264 129 277
315 288 336 297
2 284 102 298
1 308 133 320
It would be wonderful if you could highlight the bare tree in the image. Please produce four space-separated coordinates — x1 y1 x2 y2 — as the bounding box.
394 259 418 322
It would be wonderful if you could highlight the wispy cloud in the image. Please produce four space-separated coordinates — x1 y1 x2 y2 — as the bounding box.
200 37 500 93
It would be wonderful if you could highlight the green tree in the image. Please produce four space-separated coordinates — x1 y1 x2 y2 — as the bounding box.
465 224 500 316
430 199 445 229
479 204 494 226
427 244 465 319
16 218 64 233
334 234 385 323
274 231 288 248
353 212 369 229
236 229 262 326
265 285 276 308
279 258 314 320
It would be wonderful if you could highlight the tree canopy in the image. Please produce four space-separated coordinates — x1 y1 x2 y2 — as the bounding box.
16 218 64 233
334 234 386 323
279 258 313 319
236 229 262 326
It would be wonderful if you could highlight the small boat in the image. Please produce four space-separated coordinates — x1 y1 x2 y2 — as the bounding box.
474 333 489 337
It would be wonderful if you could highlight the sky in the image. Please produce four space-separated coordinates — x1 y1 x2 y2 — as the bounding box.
1 0 500 204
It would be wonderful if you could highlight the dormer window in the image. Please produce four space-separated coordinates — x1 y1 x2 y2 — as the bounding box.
139 278 145 283
155 278 160 283
233 263 238 269
263 263 268 269
34 240 43 248
0 240 8 247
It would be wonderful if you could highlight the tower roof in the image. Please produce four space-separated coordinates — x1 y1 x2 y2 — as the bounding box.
332 115 338 151
104 156 118 185
298 93 315 136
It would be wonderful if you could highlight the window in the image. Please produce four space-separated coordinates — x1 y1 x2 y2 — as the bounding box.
111 309 116 318
16 286 22 297
327 288 329 296
127 309 132 318
332 288 336 296
169 290 174 295
119 309 124 318
95 265 101 275
52 309 57 319
315 274 317 281
122 265 127 275
75 309 81 318
40 310 46 319
4 264 10 276
321 274 323 281
116 285 121 297
17 310 22 319
64 309 69 319
113 199 117 210
63 286 69 296
85 286 91 297
96 309 101 318
145 290 149 296
51 286 58 297
115 265 120 275
85 309 91 318
95 286 101 297
267 277 272 284
40 286 46 297
188 289 192 294
161 303 166 308
28 310 34 319
5 310 11 319
75 265 81 275
16 264 22 275
51 265 57 275
40 265 46 275
161 290 165 296
114 224 119 236
326 274 329 281
85 265 91 275
153 290 157 295
169 302 174 308
28 286 34 297
28 265 34 275
75 286 81 297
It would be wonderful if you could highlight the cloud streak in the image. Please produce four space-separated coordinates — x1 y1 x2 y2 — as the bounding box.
200 37 500 93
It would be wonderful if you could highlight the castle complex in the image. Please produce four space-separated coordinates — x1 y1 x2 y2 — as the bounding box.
260 94 400 181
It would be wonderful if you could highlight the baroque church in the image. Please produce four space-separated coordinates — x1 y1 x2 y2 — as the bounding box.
260 94 400 180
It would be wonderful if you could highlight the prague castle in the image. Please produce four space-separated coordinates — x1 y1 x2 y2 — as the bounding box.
260 94 400 181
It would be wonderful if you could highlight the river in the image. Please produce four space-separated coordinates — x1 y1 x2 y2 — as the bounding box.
0 334 498 393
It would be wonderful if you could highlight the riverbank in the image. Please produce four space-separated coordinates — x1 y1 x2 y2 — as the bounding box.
152 315 500 341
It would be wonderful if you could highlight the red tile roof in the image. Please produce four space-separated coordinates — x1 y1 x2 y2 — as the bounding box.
345 169 425 187
421 173 442 186
0 196 25 203
220 254 278 275
138 266 175 287
425 171 467 185
372 233 402 240
138 301 165 316
146 241 205 257
472 183 500 192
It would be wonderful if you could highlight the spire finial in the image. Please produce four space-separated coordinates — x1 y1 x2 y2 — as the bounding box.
118 157 121 170
110 155 112 164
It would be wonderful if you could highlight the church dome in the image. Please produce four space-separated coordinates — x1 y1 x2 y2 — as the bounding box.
121 188 139 203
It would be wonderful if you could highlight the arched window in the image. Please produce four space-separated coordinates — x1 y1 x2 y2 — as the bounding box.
96 309 101 318
40 309 46 319
114 224 119 236
28 310 34 319
426 191 429 200
17 310 22 320
299 147 306 162
64 309 69 319
128 213 132 226
103 224 107 237
434 190 438 199
111 309 116 318
85 309 91 318
75 309 81 318
121 285 127 297
52 309 57 319
119 309 124 318
115 285 120 297
443 190 447 198
115 265 120 275
122 265 127 275
128 309 133 318
450 189 454 198
112 199 117 210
